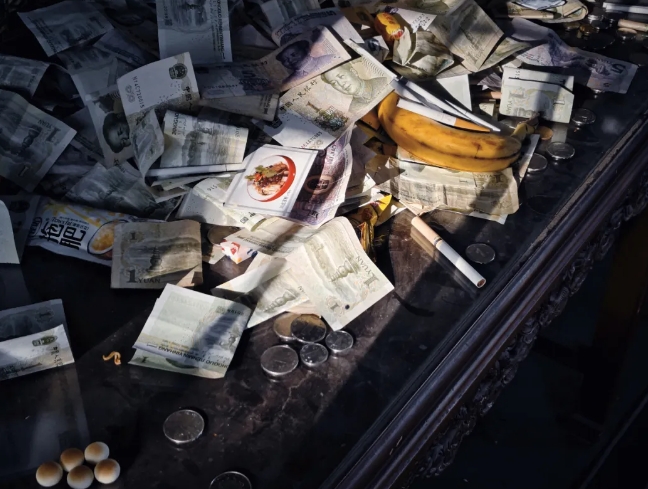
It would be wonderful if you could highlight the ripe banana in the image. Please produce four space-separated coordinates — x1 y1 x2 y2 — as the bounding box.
377 92 522 172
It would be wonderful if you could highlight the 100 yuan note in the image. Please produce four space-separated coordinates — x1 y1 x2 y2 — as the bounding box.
199 93 279 122
161 111 248 169
0 90 76 192
157 0 232 64
197 27 350 99
18 1 114 57
117 53 201 129
285 217 393 330
111 220 203 289
134 285 251 377
0 324 74 381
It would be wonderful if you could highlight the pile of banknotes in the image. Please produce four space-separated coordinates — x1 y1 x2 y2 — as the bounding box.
0 0 640 379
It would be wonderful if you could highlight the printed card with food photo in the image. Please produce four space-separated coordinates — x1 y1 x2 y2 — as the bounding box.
223 145 319 217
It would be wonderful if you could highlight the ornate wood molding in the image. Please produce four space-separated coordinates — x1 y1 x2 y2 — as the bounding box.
401 169 648 486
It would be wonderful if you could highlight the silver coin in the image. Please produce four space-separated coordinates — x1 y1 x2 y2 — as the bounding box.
209 471 252 489
325 331 354 355
465 243 495 265
260 345 298 378
571 108 596 126
300 343 329 367
290 315 327 344
272 313 297 342
527 153 548 173
630 52 648 67
163 409 205 444
546 142 576 161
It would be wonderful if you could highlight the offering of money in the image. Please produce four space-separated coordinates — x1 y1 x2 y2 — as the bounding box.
129 348 221 378
95 29 158 67
66 162 179 219
85 85 134 167
117 52 201 129
261 55 394 149
0 90 76 192
271 8 364 46
157 0 232 64
197 27 351 98
111 220 202 289
57 45 118 102
257 0 320 29
161 111 248 170
393 29 454 77
427 0 503 72
18 1 114 57
500 67 574 123
224 144 319 217
0 200 19 264
0 55 50 97
28 198 142 265
198 93 279 121
64 108 105 162
0 195 41 262
132 110 165 176
225 218 319 257
509 18 637 93
286 217 394 330
0 300 67 340
133 285 251 378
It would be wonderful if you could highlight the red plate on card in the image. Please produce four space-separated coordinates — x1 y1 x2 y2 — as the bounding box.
246 155 297 202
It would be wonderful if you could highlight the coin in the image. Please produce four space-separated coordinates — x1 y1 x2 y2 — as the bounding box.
586 33 615 51
209 471 252 489
617 27 637 42
272 313 298 342
579 23 598 37
260 345 298 378
571 108 596 126
536 126 553 141
528 154 548 173
563 21 581 31
546 141 576 161
163 409 205 444
325 331 354 355
630 52 648 67
300 343 329 367
465 243 496 265
290 315 327 344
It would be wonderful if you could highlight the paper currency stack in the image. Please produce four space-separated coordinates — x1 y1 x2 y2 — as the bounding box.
0 0 639 379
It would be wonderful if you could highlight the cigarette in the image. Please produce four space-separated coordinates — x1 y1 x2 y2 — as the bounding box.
495 11 556 19
618 19 648 32
411 216 486 288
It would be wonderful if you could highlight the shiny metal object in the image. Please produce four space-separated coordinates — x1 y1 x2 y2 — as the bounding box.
563 21 581 31
272 313 297 342
290 315 327 344
260 345 298 378
300 343 329 367
630 52 648 67
617 27 637 41
465 243 496 265
546 141 576 161
579 23 599 37
163 409 205 444
571 108 596 126
325 331 354 355
209 471 252 489
528 154 548 173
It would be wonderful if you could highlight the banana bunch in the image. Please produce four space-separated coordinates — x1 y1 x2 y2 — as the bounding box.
377 92 523 172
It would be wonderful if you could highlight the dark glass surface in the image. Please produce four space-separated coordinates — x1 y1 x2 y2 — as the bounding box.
2 16 648 489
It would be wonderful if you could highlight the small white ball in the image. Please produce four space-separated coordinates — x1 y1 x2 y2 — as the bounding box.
84 441 109 464
35 461 63 487
60 448 84 472
67 465 94 489
94 458 121 484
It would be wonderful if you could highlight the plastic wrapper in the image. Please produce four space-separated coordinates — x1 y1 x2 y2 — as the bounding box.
220 239 257 264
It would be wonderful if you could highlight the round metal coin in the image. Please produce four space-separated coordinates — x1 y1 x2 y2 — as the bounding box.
290 315 327 344
260 345 298 378
163 409 205 445
209 471 252 489
571 108 596 126
300 343 329 367
325 331 354 355
528 154 548 174
617 27 637 42
272 313 298 342
546 142 576 161
536 126 554 141
630 52 648 67
465 243 496 265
